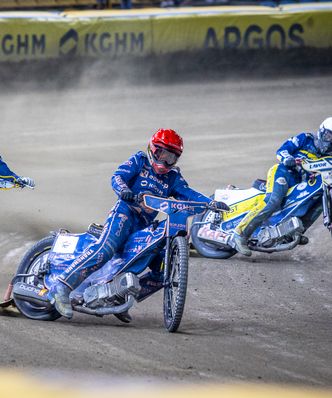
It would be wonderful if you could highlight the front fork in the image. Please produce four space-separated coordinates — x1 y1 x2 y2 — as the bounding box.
163 233 187 287
163 236 171 288
322 185 332 231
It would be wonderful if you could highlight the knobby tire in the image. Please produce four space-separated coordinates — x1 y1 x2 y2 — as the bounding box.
14 235 61 321
163 236 189 333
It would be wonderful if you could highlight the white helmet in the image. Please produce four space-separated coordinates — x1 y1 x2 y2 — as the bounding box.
314 117 332 155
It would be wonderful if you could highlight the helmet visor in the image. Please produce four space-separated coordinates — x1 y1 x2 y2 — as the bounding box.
322 129 332 143
316 128 332 155
154 147 179 166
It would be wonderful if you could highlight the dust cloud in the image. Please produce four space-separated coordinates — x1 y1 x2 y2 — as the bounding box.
0 51 331 272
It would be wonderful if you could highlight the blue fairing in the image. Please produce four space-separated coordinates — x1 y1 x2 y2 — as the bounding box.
45 220 166 288
45 232 97 285
221 215 244 231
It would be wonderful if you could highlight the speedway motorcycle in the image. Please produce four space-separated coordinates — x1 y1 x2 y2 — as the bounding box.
191 156 332 259
9 194 215 333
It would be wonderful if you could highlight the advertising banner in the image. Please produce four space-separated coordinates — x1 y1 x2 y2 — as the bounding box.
152 11 332 52
0 17 151 61
0 7 331 61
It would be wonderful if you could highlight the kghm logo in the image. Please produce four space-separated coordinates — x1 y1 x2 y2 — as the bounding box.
159 202 169 212
0 34 45 56
59 29 79 56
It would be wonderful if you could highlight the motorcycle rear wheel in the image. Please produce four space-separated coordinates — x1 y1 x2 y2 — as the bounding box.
191 210 236 259
163 236 188 333
14 236 61 321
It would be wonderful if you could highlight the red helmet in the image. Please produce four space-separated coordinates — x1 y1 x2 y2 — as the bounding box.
147 129 183 174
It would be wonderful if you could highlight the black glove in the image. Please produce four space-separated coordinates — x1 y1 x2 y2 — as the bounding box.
209 200 230 212
120 188 134 202
283 156 296 168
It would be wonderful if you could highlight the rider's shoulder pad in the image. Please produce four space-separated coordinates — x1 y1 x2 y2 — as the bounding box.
131 150 147 159
290 132 310 146
130 151 147 166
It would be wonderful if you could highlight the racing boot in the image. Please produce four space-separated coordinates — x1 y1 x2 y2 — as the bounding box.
299 235 309 245
233 232 252 257
112 296 132 323
113 311 132 324
48 282 73 319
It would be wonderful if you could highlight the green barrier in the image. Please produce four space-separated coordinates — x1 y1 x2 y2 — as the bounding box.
0 5 331 61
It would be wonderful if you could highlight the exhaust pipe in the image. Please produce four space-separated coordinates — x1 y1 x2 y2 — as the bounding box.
13 282 53 309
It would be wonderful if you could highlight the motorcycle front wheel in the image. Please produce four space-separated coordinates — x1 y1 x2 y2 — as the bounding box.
163 236 188 333
191 210 237 259
327 188 332 237
14 235 61 321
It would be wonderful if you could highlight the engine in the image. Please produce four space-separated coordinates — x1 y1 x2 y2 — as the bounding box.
83 273 141 309
257 217 303 248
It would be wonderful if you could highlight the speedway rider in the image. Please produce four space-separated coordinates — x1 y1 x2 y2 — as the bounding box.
233 117 332 257
49 129 228 320
0 155 35 189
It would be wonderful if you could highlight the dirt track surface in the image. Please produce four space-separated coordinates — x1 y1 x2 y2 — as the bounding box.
0 66 331 386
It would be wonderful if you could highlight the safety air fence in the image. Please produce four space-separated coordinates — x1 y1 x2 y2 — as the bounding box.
0 3 331 62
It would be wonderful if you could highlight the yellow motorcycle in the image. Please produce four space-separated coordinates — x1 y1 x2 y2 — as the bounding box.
192 156 332 259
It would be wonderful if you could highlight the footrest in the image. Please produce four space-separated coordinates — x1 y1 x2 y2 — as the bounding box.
0 299 14 308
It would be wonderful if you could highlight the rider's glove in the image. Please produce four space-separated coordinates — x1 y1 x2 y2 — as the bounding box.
209 200 230 212
120 188 134 202
18 176 35 189
283 156 296 168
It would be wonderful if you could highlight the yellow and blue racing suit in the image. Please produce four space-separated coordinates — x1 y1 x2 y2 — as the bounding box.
58 151 210 289
235 132 322 238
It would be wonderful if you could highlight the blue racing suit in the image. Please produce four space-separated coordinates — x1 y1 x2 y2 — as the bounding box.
235 132 322 237
58 151 210 289
0 156 19 182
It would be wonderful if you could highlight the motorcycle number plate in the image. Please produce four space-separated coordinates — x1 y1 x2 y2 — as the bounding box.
52 235 79 254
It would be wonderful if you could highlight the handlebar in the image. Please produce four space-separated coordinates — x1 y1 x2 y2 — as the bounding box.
122 193 230 213
123 193 144 205
16 181 34 190
206 201 230 213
